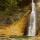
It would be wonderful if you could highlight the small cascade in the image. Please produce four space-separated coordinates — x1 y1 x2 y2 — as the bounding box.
27 0 36 36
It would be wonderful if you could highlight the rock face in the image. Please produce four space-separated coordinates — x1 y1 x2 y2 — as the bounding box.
0 0 31 36
34 0 40 36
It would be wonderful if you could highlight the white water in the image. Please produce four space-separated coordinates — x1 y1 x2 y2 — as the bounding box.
27 0 36 36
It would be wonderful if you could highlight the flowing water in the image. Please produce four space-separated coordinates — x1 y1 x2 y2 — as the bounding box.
27 0 36 36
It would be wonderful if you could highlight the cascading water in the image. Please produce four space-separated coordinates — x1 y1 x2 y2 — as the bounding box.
27 0 36 36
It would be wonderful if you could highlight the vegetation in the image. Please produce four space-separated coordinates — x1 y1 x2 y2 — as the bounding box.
0 0 31 25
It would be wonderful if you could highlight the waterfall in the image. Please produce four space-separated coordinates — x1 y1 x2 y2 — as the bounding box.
27 0 36 36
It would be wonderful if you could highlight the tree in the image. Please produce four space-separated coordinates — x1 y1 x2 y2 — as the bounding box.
0 0 9 11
